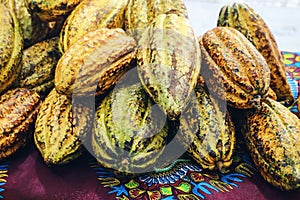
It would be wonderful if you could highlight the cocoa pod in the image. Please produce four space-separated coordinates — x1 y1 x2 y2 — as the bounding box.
91 82 169 174
0 2 23 94
200 27 270 110
17 37 61 98
59 0 128 53
217 3 294 106
55 28 136 98
24 0 81 22
34 88 93 165
125 0 188 41
137 13 201 120
176 85 235 171
0 88 40 160
244 98 300 191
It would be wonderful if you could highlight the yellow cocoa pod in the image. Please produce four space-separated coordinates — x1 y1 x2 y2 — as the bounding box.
24 0 81 22
244 98 300 191
55 28 136 97
217 3 294 106
0 3 23 94
200 27 270 110
2 0 55 47
59 0 128 53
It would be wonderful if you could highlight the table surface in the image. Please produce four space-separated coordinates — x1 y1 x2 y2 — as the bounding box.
185 0 300 52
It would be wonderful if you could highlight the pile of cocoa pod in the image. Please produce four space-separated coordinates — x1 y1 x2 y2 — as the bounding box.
0 0 299 191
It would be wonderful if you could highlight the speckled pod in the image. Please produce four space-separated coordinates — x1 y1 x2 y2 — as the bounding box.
177 85 235 171
244 98 300 191
0 3 23 94
217 3 294 106
1 0 54 48
24 0 81 22
137 13 201 120
17 37 61 98
34 88 93 165
91 82 169 174
59 0 128 53
124 0 188 41
200 27 270 110
0 88 40 160
55 28 136 98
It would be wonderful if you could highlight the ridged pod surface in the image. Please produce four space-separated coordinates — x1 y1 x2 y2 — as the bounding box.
18 37 61 98
177 85 235 171
91 82 169 174
0 88 40 160
1 0 53 47
125 0 188 41
0 3 23 94
34 89 93 165
217 3 294 106
137 13 201 120
24 0 81 22
59 0 128 53
200 27 270 110
55 28 136 98
244 98 300 191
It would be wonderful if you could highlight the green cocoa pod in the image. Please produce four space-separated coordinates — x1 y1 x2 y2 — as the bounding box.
177 85 236 171
34 88 93 165
17 37 61 98
91 82 169 175
137 13 201 120
125 0 188 41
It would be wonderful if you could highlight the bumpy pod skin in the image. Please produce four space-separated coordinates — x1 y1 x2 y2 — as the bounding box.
137 13 201 120
244 98 300 191
59 0 128 53
24 0 81 22
18 37 61 98
91 83 169 175
177 85 235 171
0 3 23 95
200 27 270 110
0 88 40 160
55 28 136 98
34 89 93 165
217 3 294 106
1 0 53 47
124 0 188 41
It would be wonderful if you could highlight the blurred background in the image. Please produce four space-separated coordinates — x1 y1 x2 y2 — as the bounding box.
184 0 300 51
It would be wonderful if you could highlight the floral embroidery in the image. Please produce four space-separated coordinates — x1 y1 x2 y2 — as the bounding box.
90 153 256 200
